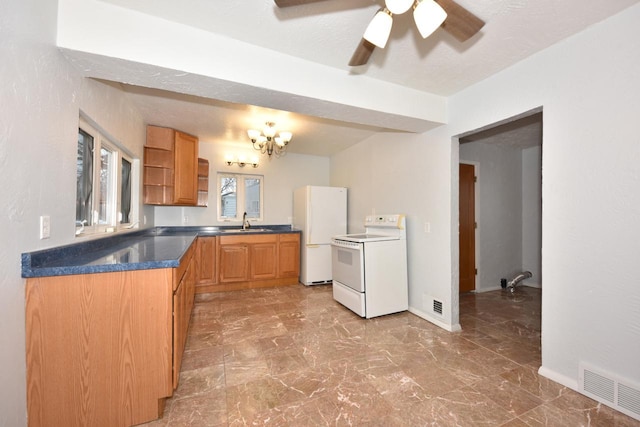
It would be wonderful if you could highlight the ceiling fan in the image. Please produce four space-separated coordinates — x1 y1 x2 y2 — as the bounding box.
274 0 485 66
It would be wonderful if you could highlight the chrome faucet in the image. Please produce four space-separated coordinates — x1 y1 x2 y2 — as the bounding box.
242 212 250 230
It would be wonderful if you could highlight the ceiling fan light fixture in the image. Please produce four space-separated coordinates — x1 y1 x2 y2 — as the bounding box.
363 8 393 49
413 0 447 39
385 0 413 15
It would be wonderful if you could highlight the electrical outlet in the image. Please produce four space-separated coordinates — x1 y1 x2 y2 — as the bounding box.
183 216 189 225
40 215 50 239
424 222 431 233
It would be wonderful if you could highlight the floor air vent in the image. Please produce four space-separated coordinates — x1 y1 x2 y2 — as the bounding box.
433 299 443 315
619 383 640 419
580 363 640 421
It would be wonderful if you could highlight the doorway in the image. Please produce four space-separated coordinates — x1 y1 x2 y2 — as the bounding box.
457 110 543 295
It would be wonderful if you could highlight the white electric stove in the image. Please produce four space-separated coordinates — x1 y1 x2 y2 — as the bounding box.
331 214 408 318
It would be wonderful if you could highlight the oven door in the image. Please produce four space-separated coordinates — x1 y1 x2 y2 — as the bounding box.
331 240 365 292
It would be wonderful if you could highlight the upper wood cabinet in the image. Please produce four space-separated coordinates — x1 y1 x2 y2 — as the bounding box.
197 158 209 207
144 125 200 206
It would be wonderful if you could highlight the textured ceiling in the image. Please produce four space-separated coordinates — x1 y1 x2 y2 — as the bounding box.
98 0 638 155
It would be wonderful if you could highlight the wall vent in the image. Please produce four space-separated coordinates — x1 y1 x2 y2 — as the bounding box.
583 369 615 403
433 299 443 315
619 384 640 418
580 363 640 421
422 294 444 318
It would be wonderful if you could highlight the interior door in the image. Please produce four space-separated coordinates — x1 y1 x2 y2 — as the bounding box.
459 163 476 293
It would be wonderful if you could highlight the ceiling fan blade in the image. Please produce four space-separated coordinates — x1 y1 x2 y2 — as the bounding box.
436 0 485 42
274 0 332 7
348 39 376 66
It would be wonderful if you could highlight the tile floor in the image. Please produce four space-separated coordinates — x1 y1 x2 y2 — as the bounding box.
142 285 639 426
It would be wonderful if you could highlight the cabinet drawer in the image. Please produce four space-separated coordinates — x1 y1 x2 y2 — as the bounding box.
279 233 300 242
219 234 277 245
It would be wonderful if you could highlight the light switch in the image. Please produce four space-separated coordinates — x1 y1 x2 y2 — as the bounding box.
424 222 431 233
40 215 50 239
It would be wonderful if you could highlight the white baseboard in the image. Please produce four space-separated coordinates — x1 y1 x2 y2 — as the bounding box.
538 365 579 390
408 306 461 332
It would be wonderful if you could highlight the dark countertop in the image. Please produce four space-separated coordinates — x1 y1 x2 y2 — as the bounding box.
22 225 300 278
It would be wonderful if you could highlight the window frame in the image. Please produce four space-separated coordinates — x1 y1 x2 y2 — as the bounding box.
76 116 139 237
216 172 264 223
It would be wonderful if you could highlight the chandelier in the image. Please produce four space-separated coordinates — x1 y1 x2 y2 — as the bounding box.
247 122 292 157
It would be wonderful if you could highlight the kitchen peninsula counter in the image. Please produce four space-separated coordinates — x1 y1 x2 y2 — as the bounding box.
21 225 299 278
23 225 301 427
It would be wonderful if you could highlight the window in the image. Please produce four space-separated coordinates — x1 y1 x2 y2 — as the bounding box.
75 117 138 236
217 173 264 222
120 158 132 224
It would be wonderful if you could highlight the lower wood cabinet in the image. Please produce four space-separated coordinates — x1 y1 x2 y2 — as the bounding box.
25 243 196 427
278 233 301 279
250 240 278 280
219 243 250 282
200 232 300 293
195 236 217 292
218 234 277 282
24 233 300 426
172 252 196 388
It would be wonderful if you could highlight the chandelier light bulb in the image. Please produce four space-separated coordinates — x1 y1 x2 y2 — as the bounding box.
262 122 277 139
247 129 260 140
279 131 292 143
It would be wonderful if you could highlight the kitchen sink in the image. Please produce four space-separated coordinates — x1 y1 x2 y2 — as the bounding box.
220 228 269 233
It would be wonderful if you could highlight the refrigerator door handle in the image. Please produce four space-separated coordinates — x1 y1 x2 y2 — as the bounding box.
307 207 312 244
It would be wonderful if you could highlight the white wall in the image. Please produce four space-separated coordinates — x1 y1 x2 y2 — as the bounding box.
448 4 640 391
459 142 524 291
332 2 640 395
331 132 458 331
154 141 330 226
522 145 542 286
0 1 149 423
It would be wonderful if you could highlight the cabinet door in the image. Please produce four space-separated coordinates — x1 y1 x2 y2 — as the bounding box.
25 270 173 426
196 237 217 286
250 242 277 280
278 235 300 279
218 244 249 283
173 131 198 205
173 256 196 389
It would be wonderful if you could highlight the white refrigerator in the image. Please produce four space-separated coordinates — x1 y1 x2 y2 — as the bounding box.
293 186 347 286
